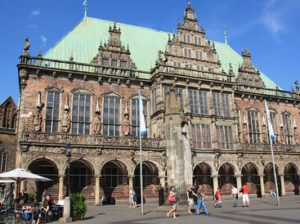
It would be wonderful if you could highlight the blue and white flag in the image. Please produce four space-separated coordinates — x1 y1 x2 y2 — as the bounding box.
264 100 275 140
139 90 147 136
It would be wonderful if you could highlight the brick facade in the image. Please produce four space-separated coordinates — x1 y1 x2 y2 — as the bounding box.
12 3 300 204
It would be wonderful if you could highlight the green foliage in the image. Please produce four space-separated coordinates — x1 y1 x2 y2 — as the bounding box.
27 193 36 202
70 193 87 218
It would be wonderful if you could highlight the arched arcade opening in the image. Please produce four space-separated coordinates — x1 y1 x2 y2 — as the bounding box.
218 163 236 195
242 162 261 197
264 163 281 196
284 163 299 195
193 163 213 196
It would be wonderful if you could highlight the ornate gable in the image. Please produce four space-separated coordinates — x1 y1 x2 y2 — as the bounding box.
156 1 223 77
236 47 265 88
91 21 136 71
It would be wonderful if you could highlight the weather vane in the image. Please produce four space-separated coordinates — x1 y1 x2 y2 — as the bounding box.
83 0 88 18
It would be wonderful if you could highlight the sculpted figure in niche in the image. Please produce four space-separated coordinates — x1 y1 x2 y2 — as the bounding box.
123 112 130 136
61 110 71 133
93 112 101 134
32 108 42 132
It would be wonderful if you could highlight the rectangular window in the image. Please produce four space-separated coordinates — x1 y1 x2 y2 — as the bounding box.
132 99 147 137
222 93 231 117
45 92 60 133
102 58 109 66
189 89 199 114
152 88 157 114
212 92 222 116
196 51 202 59
120 61 126 68
199 90 209 115
248 110 260 144
191 124 211 149
72 94 91 135
111 60 117 67
282 113 292 145
216 125 234 149
103 97 120 137
173 61 181 67
184 49 191 57
163 86 171 103
175 87 184 110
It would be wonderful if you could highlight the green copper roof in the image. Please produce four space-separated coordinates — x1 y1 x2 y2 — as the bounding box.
45 17 278 89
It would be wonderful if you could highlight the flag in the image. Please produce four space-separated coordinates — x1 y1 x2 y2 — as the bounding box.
139 90 147 136
83 0 88 7
264 100 275 140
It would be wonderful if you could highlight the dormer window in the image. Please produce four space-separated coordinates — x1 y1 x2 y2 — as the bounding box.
111 60 117 67
102 58 109 66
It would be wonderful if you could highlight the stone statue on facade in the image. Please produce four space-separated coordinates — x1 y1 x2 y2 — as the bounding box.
93 112 101 134
32 108 42 132
123 111 130 136
61 110 71 133
23 37 30 56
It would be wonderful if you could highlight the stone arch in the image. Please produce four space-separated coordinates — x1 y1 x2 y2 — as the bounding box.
66 159 95 201
284 163 299 195
27 158 59 201
218 162 236 195
100 160 129 203
242 162 261 197
133 161 159 202
193 162 213 196
264 162 281 196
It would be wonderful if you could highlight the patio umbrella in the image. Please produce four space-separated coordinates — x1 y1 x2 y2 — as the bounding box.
0 168 51 182
0 180 15 183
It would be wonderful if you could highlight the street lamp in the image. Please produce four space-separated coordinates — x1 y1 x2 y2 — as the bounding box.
66 144 72 197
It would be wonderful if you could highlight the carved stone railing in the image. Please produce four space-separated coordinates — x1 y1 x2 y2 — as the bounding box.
18 55 150 79
236 85 300 100
154 64 234 83
239 143 300 153
19 132 165 150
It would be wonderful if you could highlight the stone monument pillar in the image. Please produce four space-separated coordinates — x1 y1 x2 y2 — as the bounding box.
165 88 192 201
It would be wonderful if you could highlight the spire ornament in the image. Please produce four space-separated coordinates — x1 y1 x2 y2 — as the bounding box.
83 0 88 18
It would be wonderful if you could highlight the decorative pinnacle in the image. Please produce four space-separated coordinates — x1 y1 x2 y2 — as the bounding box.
223 25 228 45
187 0 191 8
113 20 117 29
83 0 88 18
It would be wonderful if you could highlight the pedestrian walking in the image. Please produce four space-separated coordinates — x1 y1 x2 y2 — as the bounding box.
194 185 209 215
240 184 250 207
129 189 137 208
166 186 177 219
214 187 222 208
186 185 197 214
231 185 239 207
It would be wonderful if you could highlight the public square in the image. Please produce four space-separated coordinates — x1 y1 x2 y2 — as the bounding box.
57 196 300 224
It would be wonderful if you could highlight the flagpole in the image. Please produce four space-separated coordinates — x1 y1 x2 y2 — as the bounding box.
269 136 280 206
265 100 280 206
139 91 144 215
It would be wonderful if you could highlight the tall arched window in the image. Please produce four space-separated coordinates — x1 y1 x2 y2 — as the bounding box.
103 95 120 137
0 146 7 172
282 112 292 145
247 109 260 144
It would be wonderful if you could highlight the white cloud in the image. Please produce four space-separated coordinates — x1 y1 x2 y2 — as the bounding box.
31 9 40 16
41 35 47 47
261 13 283 35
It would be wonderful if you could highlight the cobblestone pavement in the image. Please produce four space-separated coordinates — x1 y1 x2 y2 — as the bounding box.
58 196 300 224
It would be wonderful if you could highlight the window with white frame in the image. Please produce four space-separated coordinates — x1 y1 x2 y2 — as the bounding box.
212 91 222 116
72 94 91 135
131 98 147 137
248 110 260 144
199 90 209 115
45 91 60 133
103 96 120 137
191 124 211 148
216 125 234 149
222 93 231 117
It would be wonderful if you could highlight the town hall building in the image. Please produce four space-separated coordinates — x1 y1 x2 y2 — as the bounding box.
13 2 300 204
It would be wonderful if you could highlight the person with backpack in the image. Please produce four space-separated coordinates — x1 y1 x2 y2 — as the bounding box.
166 186 177 219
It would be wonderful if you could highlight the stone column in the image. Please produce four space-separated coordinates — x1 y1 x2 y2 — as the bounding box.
212 175 219 195
128 176 134 190
235 175 242 191
259 175 265 197
280 174 286 196
58 175 64 200
160 176 166 188
95 176 100 205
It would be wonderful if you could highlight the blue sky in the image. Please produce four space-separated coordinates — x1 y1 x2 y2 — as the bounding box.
1 0 300 104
